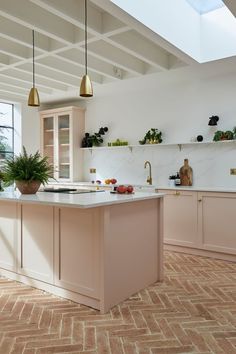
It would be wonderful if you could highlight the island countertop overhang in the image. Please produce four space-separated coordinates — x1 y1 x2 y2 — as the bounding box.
0 190 164 209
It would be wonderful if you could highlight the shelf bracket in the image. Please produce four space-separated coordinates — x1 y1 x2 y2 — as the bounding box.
128 146 133 152
177 144 182 151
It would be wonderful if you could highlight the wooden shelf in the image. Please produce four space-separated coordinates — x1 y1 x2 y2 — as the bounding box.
81 139 236 153
60 143 69 146
44 129 53 132
59 127 69 131
45 144 53 147
60 162 70 166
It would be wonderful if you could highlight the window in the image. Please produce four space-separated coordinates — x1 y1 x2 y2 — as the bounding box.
0 102 14 168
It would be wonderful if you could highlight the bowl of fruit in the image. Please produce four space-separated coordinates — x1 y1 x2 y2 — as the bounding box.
112 185 134 194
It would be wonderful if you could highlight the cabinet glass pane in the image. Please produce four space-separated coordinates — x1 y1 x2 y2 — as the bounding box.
58 115 70 144
58 114 70 179
59 165 70 179
43 117 54 166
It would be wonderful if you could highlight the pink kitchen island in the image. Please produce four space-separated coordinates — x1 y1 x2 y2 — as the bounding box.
0 190 164 313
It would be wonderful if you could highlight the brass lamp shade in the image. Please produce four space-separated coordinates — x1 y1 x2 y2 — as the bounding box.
28 87 40 107
80 74 93 97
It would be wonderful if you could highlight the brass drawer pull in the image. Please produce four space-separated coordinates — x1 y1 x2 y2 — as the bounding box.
175 191 180 196
198 199 202 202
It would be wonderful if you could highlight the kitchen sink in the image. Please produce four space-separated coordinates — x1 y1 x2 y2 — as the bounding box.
134 185 157 193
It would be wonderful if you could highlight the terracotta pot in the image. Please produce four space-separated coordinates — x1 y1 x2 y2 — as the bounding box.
15 180 41 194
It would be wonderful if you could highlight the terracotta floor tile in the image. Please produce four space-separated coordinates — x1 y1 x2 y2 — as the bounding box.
0 251 236 353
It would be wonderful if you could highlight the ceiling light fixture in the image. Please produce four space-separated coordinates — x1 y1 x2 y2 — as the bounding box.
80 0 93 97
28 30 40 107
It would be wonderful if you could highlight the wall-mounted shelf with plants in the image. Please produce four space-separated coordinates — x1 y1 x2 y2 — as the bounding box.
81 139 236 153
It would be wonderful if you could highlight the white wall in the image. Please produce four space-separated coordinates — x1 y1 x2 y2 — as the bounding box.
83 58 236 188
21 103 40 154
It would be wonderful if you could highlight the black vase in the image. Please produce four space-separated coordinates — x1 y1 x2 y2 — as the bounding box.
208 115 219 126
197 135 203 142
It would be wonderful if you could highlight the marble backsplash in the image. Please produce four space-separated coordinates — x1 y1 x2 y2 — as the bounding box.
83 142 236 188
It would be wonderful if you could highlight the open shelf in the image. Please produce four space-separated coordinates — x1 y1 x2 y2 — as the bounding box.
81 139 236 153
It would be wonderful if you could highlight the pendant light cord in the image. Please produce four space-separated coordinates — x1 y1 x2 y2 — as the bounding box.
32 30 35 88
85 0 88 75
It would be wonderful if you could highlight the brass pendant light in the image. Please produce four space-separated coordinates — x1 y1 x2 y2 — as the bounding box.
80 0 93 97
28 30 40 106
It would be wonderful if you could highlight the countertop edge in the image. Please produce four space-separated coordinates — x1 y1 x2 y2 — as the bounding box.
0 191 164 208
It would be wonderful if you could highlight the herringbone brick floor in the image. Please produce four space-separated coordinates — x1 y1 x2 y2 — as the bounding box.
0 251 236 354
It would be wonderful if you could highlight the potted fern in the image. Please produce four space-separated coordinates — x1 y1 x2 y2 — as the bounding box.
2 147 53 194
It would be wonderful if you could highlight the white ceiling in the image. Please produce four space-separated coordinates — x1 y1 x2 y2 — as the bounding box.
0 0 235 104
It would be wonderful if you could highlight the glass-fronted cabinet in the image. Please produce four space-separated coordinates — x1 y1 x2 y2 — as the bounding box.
40 107 85 181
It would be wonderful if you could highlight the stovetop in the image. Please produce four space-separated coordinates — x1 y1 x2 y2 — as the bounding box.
42 188 105 194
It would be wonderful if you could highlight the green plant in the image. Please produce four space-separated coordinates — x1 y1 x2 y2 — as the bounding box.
139 128 162 145
2 147 53 187
81 127 108 147
213 130 234 141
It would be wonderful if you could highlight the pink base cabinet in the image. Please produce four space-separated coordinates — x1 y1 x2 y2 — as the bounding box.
159 189 236 262
0 198 163 313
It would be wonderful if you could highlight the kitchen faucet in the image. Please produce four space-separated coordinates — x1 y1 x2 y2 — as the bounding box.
144 160 152 185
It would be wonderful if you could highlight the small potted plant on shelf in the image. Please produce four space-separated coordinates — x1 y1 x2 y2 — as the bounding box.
2 147 53 194
81 127 108 147
213 130 234 141
139 128 163 145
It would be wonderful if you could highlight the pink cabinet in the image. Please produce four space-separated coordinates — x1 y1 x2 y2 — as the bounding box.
159 189 236 261
198 192 236 255
160 189 198 248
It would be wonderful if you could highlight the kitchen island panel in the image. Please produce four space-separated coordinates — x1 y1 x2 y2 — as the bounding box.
101 198 163 313
18 204 54 284
54 207 100 299
0 192 164 312
0 201 17 272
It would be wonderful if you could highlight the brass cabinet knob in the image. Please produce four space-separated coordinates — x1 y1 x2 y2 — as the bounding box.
175 191 180 196
198 199 202 202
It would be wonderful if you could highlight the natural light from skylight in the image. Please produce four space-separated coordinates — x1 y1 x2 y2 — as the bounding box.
185 0 225 14
111 0 236 63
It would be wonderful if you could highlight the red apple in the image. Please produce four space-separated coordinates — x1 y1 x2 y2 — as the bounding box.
116 185 127 194
110 178 117 184
127 185 134 193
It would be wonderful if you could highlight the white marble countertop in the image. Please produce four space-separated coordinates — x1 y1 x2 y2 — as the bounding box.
47 181 236 193
0 190 164 209
157 186 236 193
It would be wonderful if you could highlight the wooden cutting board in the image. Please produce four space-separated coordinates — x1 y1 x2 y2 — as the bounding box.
179 159 193 186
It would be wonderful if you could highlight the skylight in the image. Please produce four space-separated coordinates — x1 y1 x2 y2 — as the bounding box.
111 0 236 63
186 0 225 14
